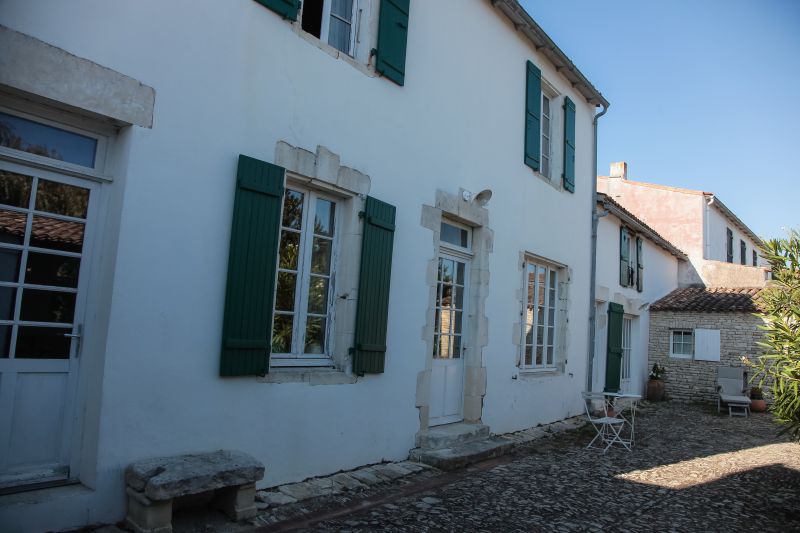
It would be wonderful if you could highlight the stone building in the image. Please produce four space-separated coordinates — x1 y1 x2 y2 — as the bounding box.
648 287 766 402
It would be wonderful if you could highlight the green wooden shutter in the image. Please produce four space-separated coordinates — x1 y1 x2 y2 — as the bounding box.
220 155 284 376
353 197 396 374
253 0 300 20
619 227 630 287
605 302 624 393
562 96 576 192
524 61 542 171
636 237 644 292
375 0 410 86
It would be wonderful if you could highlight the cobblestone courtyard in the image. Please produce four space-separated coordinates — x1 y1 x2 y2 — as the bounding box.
246 402 800 532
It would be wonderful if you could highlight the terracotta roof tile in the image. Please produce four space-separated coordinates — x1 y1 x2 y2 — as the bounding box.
650 287 765 313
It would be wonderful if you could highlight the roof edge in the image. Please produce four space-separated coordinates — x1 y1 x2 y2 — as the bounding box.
491 0 609 108
598 193 689 261
704 194 765 249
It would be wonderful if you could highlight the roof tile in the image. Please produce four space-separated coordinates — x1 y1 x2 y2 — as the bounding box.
650 287 764 313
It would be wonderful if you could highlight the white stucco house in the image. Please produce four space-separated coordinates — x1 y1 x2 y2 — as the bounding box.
592 193 686 396
0 1 609 530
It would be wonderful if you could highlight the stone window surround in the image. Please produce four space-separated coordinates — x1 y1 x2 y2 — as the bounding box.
262 141 371 385
416 190 493 429
513 252 571 376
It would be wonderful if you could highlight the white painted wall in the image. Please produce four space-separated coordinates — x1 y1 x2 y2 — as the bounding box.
0 0 599 530
705 202 763 266
593 213 680 396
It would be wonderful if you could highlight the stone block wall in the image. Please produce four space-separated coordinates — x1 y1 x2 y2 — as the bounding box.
648 311 767 402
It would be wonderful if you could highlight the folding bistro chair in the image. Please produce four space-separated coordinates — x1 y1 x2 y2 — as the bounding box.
582 391 629 452
716 366 751 417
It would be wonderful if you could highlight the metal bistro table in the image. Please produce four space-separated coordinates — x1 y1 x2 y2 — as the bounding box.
604 392 641 450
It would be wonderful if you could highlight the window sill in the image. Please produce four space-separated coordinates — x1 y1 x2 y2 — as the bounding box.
517 366 563 379
669 354 693 360
294 25 377 80
259 367 357 385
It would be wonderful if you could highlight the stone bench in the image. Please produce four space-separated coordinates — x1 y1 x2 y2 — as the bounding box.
125 450 265 533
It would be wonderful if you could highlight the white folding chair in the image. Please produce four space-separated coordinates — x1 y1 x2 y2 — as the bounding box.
716 366 751 417
582 391 629 452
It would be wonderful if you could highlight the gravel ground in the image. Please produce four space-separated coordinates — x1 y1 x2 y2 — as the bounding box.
298 402 800 532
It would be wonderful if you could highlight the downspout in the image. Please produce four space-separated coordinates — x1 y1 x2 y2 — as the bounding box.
586 102 609 393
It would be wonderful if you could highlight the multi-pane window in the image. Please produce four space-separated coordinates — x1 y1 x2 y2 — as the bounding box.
0 170 90 358
740 240 746 265
433 221 470 360
621 317 632 385
0 111 100 169
540 95 551 179
752 249 757 267
670 330 693 358
522 260 558 369
301 0 356 55
271 186 337 365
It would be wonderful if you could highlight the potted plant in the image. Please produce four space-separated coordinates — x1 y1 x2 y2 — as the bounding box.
750 386 767 412
646 363 666 401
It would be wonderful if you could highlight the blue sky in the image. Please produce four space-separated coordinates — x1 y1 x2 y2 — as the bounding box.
521 0 799 240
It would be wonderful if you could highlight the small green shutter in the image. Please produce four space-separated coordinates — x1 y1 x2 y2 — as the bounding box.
562 96 576 193
636 237 644 292
253 0 300 20
605 302 624 393
619 227 630 287
220 155 284 376
375 0 410 86
524 61 542 171
353 197 397 374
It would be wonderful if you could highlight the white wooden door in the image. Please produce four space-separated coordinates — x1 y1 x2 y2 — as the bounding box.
620 316 632 393
429 253 468 426
0 162 98 489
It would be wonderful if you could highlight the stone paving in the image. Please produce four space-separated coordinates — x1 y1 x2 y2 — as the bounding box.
264 402 800 532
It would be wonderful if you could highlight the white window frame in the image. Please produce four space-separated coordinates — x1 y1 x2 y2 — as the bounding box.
520 258 560 371
540 94 552 180
0 105 109 181
301 0 359 56
670 329 694 359
270 184 341 367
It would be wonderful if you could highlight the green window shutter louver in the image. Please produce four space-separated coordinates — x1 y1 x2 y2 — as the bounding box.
636 237 644 292
604 302 624 393
524 61 542 171
220 155 285 376
375 0 410 86
562 96 576 192
353 196 397 374
619 227 630 287
253 0 301 21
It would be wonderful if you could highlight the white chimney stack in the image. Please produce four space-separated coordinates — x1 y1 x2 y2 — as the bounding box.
610 161 628 180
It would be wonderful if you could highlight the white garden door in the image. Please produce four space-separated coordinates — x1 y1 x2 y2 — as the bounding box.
429 252 468 426
0 161 98 489
620 316 632 393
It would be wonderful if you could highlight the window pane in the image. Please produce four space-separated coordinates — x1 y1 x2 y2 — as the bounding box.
432 334 439 357
440 309 454 335
0 171 32 208
0 286 15 320
30 215 84 253
307 275 329 314
279 231 300 270
452 336 461 359
454 311 463 334
525 324 533 345
0 325 10 357
35 179 89 219
440 223 467 248
542 96 550 115
15 326 71 359
274 272 297 312
20 289 76 323
524 345 533 366
536 345 543 365
313 198 335 237
331 0 353 18
0 209 27 245
282 190 304 229
0 248 21 281
547 346 554 365
271 314 293 354
456 262 465 285
310 237 332 274
454 286 464 309
0 112 97 168
304 316 326 354
440 258 454 283
440 284 452 308
328 17 352 54
24 252 80 288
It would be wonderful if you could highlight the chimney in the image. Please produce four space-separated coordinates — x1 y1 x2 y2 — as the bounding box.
610 161 628 180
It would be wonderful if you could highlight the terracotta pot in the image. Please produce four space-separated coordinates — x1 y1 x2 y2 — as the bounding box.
646 379 665 402
751 399 767 412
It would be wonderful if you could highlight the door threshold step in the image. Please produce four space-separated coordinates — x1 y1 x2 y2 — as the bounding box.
415 422 490 450
409 436 514 471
